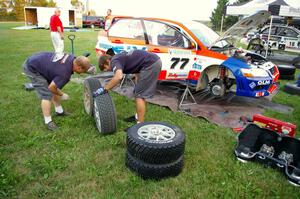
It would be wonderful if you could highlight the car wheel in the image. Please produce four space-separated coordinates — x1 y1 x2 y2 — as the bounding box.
279 74 295 80
93 92 117 135
284 83 300 96
83 78 102 116
126 122 185 164
210 81 226 98
277 65 296 76
125 152 183 180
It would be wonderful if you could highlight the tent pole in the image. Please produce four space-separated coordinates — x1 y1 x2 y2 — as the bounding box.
265 15 273 58
220 14 224 34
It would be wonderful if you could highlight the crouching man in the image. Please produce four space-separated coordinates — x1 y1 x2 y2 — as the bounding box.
98 50 162 123
23 52 91 131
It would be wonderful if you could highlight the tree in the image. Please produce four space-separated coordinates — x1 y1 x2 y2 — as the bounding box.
210 0 251 31
14 0 26 20
210 0 228 31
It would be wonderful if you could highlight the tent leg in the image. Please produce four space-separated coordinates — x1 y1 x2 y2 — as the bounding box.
265 15 273 59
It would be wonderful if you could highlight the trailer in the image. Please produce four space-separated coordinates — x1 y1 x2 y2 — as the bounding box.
24 6 82 28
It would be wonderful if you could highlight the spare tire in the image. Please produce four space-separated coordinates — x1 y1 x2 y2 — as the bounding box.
284 83 300 96
279 74 295 80
126 122 185 164
83 78 102 116
93 92 117 135
125 152 183 180
277 65 296 76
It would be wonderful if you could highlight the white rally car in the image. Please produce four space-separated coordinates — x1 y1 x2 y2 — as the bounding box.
96 11 279 98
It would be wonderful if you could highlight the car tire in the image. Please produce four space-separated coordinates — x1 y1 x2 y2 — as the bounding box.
125 152 183 180
277 65 296 76
126 122 185 164
292 57 300 69
284 83 300 96
279 74 295 80
93 92 117 135
83 78 102 116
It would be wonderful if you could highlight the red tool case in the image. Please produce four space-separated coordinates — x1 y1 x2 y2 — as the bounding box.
252 114 296 137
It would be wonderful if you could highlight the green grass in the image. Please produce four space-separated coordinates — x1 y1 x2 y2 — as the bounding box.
1 22 300 199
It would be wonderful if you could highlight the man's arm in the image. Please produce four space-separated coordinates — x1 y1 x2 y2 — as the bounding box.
104 69 123 90
57 26 64 40
48 81 64 96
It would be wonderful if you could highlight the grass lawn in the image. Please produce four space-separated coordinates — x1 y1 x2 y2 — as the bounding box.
1 22 300 199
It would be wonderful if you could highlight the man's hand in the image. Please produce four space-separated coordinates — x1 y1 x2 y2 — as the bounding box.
60 34 64 40
61 93 69 100
93 87 107 97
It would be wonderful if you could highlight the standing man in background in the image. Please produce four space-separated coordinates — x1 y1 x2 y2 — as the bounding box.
104 9 112 30
50 8 64 59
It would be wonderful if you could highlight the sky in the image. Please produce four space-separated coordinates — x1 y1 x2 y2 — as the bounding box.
78 0 300 20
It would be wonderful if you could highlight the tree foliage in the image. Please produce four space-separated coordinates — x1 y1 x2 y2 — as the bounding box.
0 0 57 21
210 0 251 31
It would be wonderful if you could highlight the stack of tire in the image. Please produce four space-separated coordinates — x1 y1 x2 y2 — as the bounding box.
277 65 296 80
125 122 185 180
83 77 117 135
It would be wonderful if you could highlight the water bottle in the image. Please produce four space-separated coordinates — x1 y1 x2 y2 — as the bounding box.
93 87 105 97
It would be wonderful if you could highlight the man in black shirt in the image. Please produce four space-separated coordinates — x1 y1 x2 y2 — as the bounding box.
98 50 162 123
23 52 92 131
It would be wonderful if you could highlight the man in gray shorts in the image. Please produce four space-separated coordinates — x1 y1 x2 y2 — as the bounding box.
23 52 92 131
97 50 162 123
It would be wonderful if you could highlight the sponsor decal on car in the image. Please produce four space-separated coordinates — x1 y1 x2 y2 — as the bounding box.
168 49 192 55
249 82 256 89
257 80 270 85
192 62 202 70
168 73 188 78
99 43 147 54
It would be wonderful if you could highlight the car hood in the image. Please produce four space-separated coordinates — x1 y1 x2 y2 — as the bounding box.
213 10 271 45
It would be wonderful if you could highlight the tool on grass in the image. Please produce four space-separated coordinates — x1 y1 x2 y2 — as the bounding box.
68 34 76 55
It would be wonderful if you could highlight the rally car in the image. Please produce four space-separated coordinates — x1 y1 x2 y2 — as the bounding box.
95 11 279 98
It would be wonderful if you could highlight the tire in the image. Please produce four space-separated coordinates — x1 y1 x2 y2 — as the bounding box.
83 78 102 116
284 83 300 96
279 74 295 80
277 65 296 76
126 122 185 164
125 152 183 180
292 57 300 69
93 92 117 135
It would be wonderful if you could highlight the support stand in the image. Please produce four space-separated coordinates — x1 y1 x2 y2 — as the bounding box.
179 83 197 109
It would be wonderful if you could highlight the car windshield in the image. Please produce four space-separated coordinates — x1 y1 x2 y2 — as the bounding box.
183 21 220 47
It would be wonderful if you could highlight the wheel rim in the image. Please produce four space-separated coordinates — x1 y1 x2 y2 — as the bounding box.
83 85 91 114
212 84 222 96
137 124 176 144
94 100 101 132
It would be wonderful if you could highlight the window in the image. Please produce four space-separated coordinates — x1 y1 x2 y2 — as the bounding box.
261 26 276 35
285 29 298 38
144 20 192 48
108 19 145 40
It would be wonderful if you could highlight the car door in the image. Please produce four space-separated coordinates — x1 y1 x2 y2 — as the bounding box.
278 27 299 48
143 20 196 80
107 18 147 53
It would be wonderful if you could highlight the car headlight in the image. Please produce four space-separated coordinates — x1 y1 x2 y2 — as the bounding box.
241 68 269 78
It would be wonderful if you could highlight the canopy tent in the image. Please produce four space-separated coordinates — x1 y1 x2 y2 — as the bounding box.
226 0 298 17
226 0 300 57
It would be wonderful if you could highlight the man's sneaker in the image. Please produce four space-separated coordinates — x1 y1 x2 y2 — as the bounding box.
55 111 71 117
47 121 58 131
124 115 137 123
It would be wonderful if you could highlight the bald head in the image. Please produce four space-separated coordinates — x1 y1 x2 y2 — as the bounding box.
55 8 61 16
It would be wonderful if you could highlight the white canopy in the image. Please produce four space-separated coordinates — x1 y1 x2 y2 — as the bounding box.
227 0 300 17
